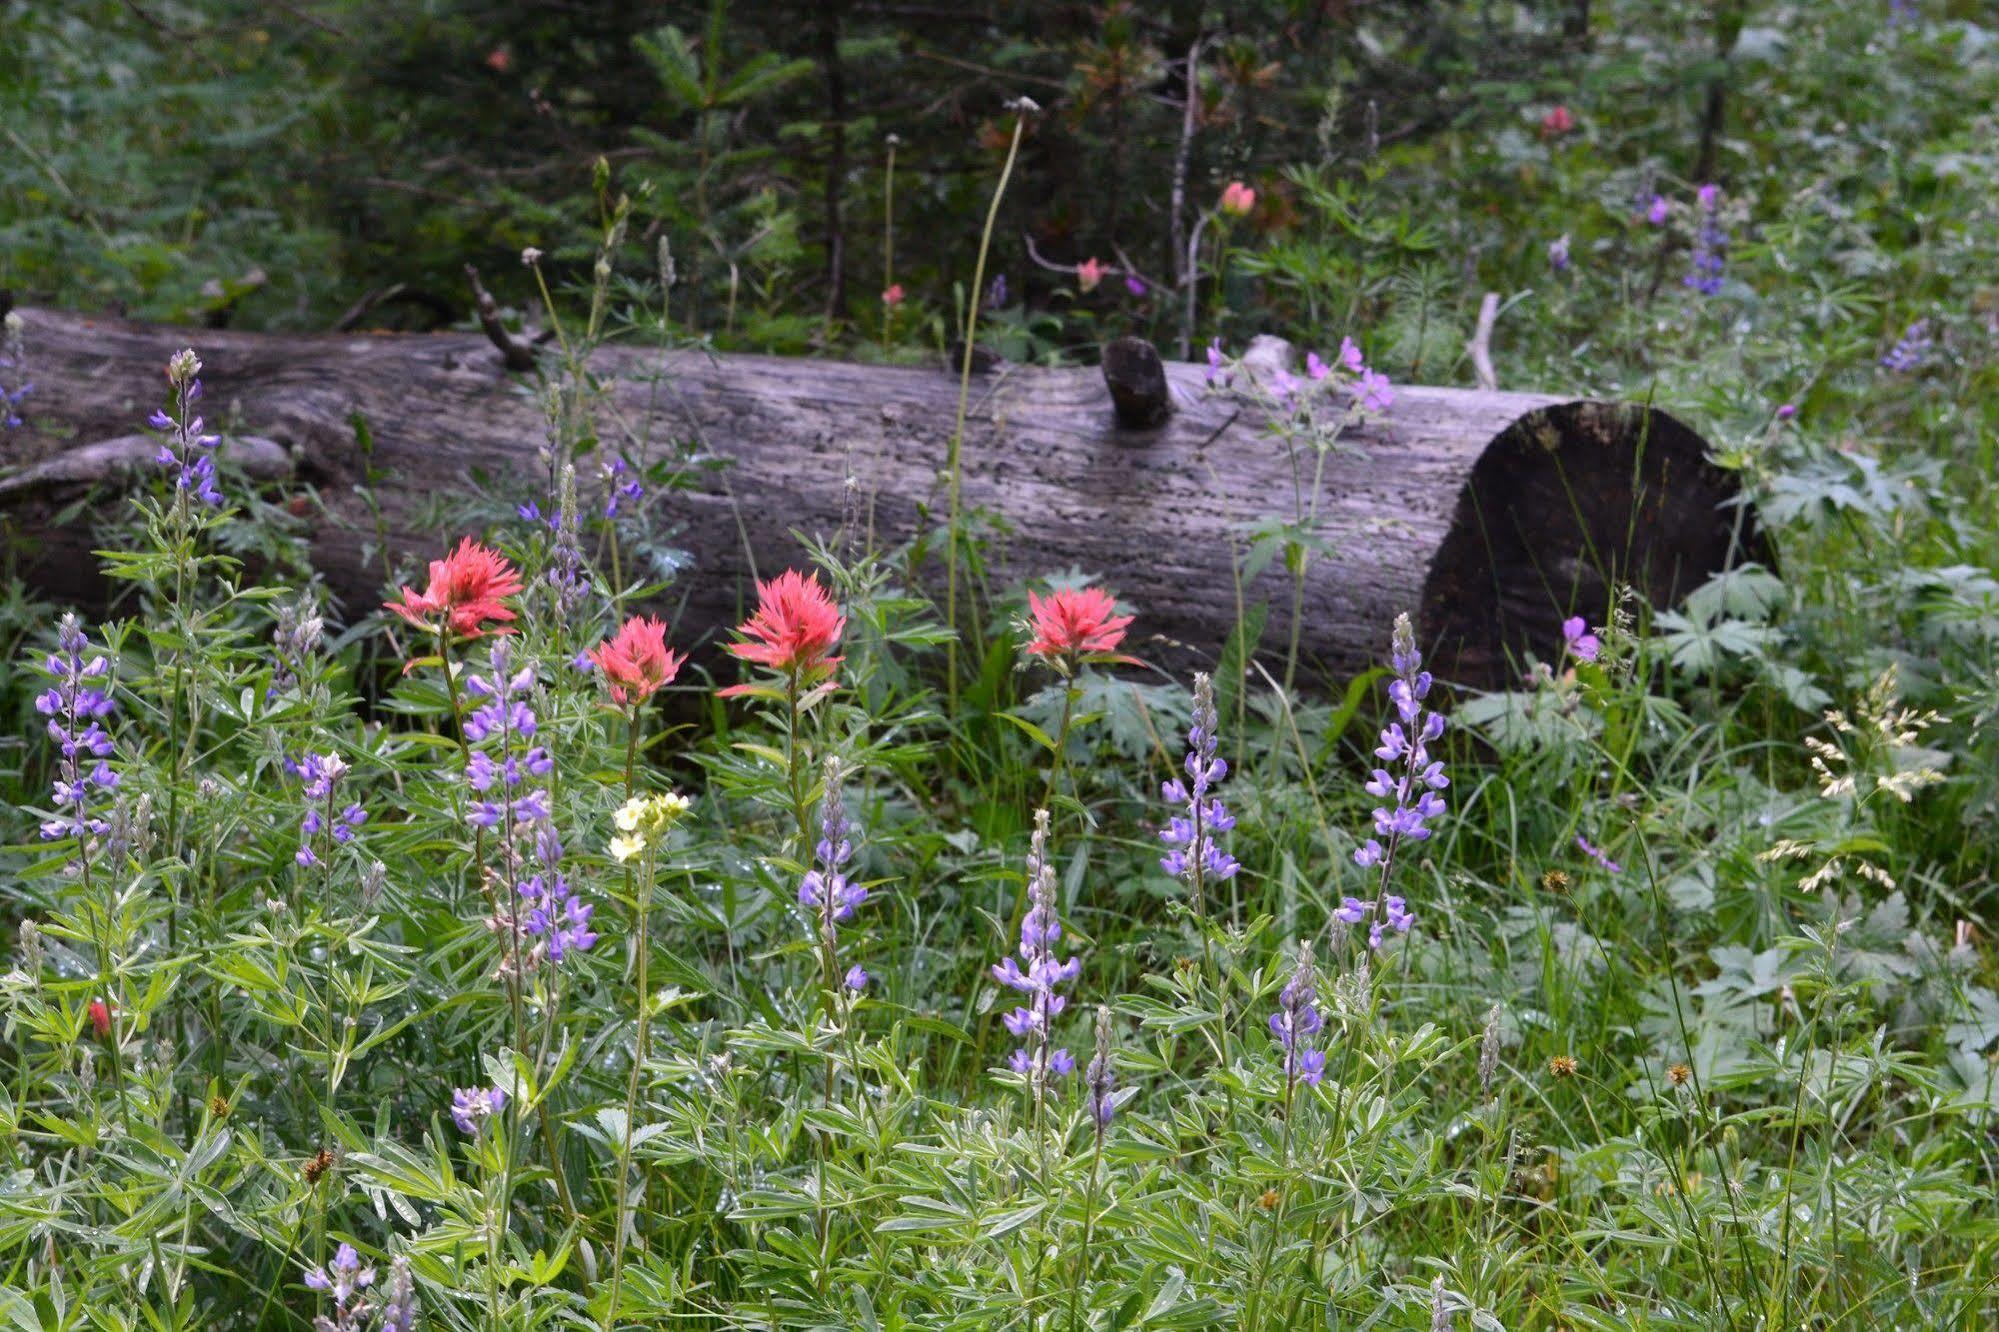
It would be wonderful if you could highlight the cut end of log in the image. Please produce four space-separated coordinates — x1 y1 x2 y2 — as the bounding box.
1418 399 1765 687
1100 336 1173 430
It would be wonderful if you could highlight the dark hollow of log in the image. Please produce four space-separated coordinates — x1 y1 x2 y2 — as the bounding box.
0 308 1764 690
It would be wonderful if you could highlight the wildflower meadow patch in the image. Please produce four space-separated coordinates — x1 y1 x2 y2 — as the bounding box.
6 5 1999 1328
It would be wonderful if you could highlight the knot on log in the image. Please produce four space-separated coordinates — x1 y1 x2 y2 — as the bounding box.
1101 336 1173 430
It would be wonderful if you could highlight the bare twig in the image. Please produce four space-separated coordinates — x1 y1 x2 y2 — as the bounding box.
464 266 537 373
330 283 406 333
1468 292 1500 392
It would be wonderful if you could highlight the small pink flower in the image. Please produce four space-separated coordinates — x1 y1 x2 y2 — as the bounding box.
1306 351 1330 381
1337 336 1366 373
1646 195 1670 226
1562 616 1601 664
1357 367 1394 414
1540 105 1575 137
1077 258 1106 293
881 283 905 307
1219 181 1256 217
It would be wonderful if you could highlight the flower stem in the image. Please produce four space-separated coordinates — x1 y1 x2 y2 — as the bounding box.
944 109 1027 715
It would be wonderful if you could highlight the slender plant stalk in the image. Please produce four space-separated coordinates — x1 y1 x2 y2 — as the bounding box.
944 107 1028 714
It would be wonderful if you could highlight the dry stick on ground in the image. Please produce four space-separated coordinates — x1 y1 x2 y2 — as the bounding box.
3 311 1763 689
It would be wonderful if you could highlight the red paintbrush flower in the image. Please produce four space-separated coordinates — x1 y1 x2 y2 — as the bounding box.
588 615 685 706
384 538 524 640
1025 585 1135 663
718 569 845 696
88 998 112 1039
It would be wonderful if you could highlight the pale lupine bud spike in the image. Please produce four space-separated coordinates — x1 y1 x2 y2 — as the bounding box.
1478 1004 1502 1094
1430 1274 1452 1331
1087 1004 1116 1132
380 1255 417 1332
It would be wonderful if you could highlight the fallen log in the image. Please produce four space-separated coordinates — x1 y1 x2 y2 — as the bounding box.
0 306 1762 687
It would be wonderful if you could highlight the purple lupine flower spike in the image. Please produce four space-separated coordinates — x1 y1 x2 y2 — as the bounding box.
1269 943 1326 1087
994 810 1080 1095
34 614 120 850
1881 319 1933 373
1684 185 1727 296
464 640 597 974
302 1241 376 1330
802 757 871 994
153 349 223 508
1348 614 1447 948
1160 672 1240 900
1 311 33 431
450 1084 507 1133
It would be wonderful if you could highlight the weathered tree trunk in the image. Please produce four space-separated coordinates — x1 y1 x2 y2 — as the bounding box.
0 307 1761 687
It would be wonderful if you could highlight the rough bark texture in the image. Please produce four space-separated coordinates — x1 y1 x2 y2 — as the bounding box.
0 307 1762 687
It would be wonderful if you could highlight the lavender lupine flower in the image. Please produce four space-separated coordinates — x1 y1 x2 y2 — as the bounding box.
844 964 869 992
1085 1004 1116 1133
303 1242 374 1331
544 464 589 621
295 751 366 868
1881 319 1933 373
152 348 223 508
1684 184 1726 296
34 615 119 846
1123 273 1146 297
1576 835 1623 874
1561 616 1601 664
1645 194 1670 226
1346 614 1447 948
801 756 868 932
994 809 1081 1091
1160 672 1240 899
450 1084 507 1132
602 456 645 518
0 310 30 430
1269 943 1326 1087
987 273 1009 308
1548 234 1571 272
463 642 593 972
